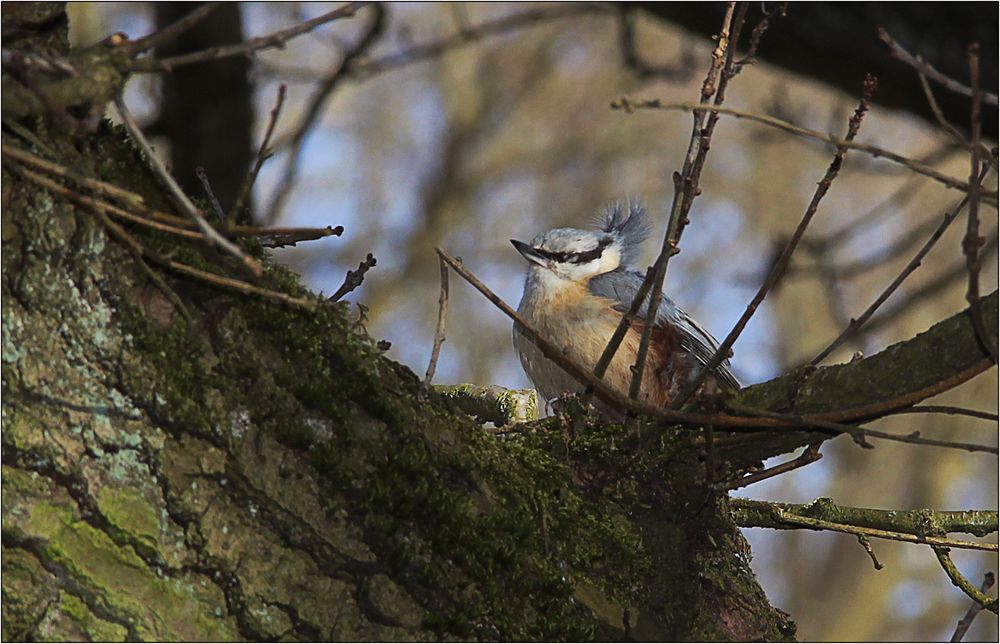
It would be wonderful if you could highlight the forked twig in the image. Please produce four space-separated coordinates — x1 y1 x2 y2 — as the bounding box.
228 83 287 225
951 573 996 641
114 95 264 277
811 163 992 365
962 44 997 364
329 253 377 302
611 99 999 206
123 3 221 55
721 443 822 491
630 2 747 403
934 547 999 613
878 28 999 107
673 76 876 408
133 2 366 72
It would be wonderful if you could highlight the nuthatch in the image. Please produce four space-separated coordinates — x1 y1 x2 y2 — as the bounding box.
511 201 740 409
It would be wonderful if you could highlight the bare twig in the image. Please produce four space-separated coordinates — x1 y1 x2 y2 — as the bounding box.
878 28 999 107
257 225 344 248
951 572 996 641
165 260 317 309
734 3 786 69
887 405 998 423
264 5 384 223
1 142 144 206
592 266 655 381
1 144 344 249
725 401 998 455
672 76 876 408
934 547 999 613
963 44 997 364
329 253 377 302
856 535 884 570
721 443 822 491
7 163 316 311
630 2 746 403
10 165 203 240
350 5 603 79
611 99 999 206
424 255 450 385
122 3 220 56
114 95 264 277
2 116 60 159
195 166 226 221
810 162 992 365
228 83 286 225
857 236 998 339
133 2 366 72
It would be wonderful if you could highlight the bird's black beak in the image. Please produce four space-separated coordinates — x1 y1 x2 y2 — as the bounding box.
511 239 546 266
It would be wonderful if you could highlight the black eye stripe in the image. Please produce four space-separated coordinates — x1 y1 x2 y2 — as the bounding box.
535 237 611 264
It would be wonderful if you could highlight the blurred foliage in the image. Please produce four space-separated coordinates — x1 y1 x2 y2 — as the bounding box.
68 2 998 640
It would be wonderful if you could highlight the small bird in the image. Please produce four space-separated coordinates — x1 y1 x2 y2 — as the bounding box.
511 201 740 410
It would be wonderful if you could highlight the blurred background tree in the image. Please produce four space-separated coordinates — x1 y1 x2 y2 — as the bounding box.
66 2 998 640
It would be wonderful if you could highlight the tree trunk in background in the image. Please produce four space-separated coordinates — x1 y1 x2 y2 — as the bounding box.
152 2 253 223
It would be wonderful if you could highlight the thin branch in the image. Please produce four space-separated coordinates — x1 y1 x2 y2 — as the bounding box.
878 28 999 107
951 573 996 641
122 3 220 56
611 99 999 206
858 236 998 339
350 5 604 79
114 95 264 277
264 4 384 223
725 401 998 455
963 44 997 364
228 83 286 225
720 443 822 491
121 2 222 58
630 2 746 403
887 405 998 423
2 142 343 248
424 256 450 385
195 166 226 221
592 266 655 381
1 142 145 207
934 547 999 613
733 2 786 69
329 253 377 302
810 162 992 365
6 163 316 312
673 75 876 408
256 225 344 248
133 2 366 72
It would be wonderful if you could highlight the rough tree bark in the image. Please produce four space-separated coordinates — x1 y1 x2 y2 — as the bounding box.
2 4 996 641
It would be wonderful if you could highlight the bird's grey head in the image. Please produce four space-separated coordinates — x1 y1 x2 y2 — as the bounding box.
511 201 651 282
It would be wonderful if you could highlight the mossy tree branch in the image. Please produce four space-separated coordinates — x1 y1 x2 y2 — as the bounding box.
732 497 998 539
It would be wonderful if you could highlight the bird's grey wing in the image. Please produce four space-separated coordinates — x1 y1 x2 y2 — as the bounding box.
589 270 741 390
